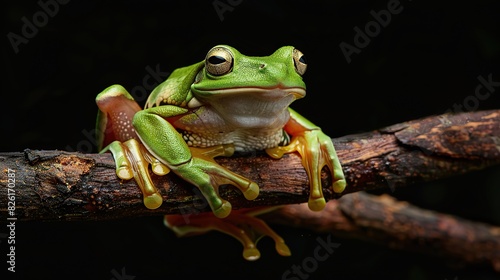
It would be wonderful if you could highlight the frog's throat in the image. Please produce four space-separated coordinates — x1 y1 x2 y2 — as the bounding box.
191 88 298 129
187 87 306 112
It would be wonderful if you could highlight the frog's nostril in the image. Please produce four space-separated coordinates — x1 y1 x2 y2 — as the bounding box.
259 64 266 69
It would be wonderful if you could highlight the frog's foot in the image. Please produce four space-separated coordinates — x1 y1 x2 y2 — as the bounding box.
97 85 171 209
102 139 170 209
164 207 290 261
266 130 346 211
175 144 260 219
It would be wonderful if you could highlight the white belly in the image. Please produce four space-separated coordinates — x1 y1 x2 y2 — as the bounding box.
173 105 291 151
180 127 288 152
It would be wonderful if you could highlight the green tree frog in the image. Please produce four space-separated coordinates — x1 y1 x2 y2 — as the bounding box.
95 45 346 260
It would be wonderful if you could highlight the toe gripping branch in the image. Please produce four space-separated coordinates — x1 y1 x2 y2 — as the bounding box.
102 139 170 209
183 144 260 218
265 129 347 211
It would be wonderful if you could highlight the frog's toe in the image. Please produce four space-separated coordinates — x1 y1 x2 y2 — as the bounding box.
275 240 291 256
190 144 235 160
333 178 347 193
101 141 133 180
242 182 259 200
144 192 163 210
212 200 232 218
151 158 170 176
217 170 260 202
243 248 261 261
116 165 134 180
201 179 257 218
308 197 326 212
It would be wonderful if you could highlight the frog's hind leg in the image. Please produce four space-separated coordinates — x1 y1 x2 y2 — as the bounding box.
164 207 291 261
96 85 169 209
95 84 142 150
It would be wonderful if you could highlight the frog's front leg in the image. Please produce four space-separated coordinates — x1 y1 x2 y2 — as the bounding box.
266 108 346 211
133 106 259 218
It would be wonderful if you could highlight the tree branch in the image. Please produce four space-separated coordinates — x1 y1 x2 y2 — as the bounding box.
1 110 499 221
262 192 500 272
1 109 499 270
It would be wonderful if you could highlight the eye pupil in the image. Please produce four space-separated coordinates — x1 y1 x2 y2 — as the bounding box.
205 46 234 76
299 55 306 64
293 48 307 76
208 55 226 64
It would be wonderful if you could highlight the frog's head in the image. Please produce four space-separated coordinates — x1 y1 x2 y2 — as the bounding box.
189 45 307 128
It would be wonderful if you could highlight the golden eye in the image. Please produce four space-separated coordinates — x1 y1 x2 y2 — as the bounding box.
293 48 307 76
205 46 233 76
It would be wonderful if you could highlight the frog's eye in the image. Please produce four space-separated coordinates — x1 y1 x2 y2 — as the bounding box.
293 48 307 76
205 47 234 76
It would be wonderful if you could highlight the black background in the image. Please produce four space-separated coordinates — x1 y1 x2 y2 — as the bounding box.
2 0 500 279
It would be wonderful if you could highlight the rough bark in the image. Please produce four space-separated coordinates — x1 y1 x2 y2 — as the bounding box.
262 192 500 272
0 110 499 221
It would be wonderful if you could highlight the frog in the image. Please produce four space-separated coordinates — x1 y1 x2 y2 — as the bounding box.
95 45 346 260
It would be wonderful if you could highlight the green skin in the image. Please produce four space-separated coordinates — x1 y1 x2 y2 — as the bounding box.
96 45 346 219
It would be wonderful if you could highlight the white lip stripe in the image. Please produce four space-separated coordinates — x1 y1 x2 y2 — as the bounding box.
187 97 203 108
195 87 306 99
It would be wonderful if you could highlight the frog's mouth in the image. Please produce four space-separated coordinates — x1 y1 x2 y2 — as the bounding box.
190 86 306 128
